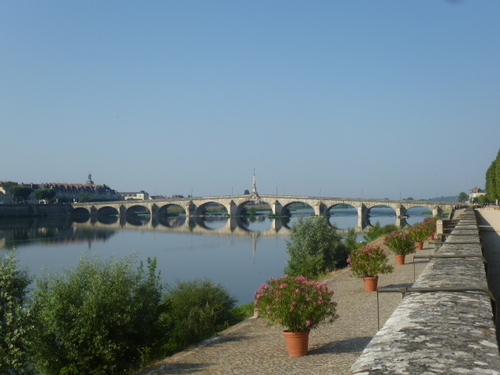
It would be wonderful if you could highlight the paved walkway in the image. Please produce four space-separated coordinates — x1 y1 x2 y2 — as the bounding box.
138 235 443 375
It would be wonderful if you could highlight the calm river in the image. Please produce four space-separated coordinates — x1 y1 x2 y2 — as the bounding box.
0 207 430 305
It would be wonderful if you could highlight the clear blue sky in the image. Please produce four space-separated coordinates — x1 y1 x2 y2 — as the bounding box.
2 1 499 200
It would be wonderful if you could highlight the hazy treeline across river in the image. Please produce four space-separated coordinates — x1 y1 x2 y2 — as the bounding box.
0 207 431 304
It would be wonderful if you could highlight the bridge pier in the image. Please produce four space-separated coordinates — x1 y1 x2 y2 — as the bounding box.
357 204 369 229
433 207 442 217
394 205 406 228
228 200 238 216
271 200 283 216
314 202 328 216
185 202 196 217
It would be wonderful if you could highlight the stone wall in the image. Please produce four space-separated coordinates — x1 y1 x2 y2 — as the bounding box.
350 208 500 374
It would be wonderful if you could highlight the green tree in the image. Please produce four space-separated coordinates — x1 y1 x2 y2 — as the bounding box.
496 149 500 200
344 227 359 253
163 279 237 351
363 221 397 243
0 253 32 374
457 192 469 203
29 255 167 375
34 188 56 202
284 216 347 279
486 150 500 202
9 186 33 203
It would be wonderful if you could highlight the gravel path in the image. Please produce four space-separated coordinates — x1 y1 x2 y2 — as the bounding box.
138 239 436 375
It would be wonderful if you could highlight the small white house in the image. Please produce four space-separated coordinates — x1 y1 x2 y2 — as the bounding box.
120 190 150 201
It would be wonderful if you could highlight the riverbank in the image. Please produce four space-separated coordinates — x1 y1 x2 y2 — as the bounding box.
137 237 435 374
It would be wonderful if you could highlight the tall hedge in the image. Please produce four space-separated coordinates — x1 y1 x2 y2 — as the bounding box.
486 149 500 202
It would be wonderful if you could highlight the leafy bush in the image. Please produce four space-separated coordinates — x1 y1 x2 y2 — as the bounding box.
29 255 167 375
0 253 32 374
163 279 237 350
363 221 397 243
284 216 348 279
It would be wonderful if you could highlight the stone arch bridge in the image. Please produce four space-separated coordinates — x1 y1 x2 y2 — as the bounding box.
71 195 461 230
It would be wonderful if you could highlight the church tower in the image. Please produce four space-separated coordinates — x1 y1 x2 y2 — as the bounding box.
251 169 260 201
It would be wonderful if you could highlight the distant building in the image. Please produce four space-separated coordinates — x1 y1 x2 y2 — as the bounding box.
469 187 486 202
1 175 121 203
0 186 13 204
41 174 121 202
120 190 150 200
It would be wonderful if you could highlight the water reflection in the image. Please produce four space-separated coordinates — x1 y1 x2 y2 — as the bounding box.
0 208 432 305
0 207 431 251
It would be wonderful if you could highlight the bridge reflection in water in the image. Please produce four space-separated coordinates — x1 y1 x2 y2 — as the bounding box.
72 210 422 238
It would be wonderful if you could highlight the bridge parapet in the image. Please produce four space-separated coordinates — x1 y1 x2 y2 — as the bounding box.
350 208 500 373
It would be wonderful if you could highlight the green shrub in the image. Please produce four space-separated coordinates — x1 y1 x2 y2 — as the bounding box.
363 221 397 243
0 253 32 375
163 279 237 350
284 216 348 279
29 255 168 375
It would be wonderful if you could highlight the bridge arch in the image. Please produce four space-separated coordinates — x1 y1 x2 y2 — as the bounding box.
364 204 398 228
327 203 358 230
157 203 186 216
123 204 151 217
195 202 229 216
404 205 433 226
97 206 119 216
282 201 315 216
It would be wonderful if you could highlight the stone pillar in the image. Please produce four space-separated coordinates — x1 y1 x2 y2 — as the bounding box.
394 205 406 228
150 203 159 216
185 202 196 216
315 202 327 216
227 200 238 216
433 207 442 218
357 204 369 229
272 200 283 215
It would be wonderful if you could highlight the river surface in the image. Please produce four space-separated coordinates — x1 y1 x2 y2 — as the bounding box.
0 207 431 305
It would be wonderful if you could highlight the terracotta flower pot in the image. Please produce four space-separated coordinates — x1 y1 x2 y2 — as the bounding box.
363 276 378 292
283 330 310 357
416 241 424 250
395 254 405 265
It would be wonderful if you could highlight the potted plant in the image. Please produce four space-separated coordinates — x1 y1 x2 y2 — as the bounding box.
422 216 438 240
409 223 429 250
347 245 393 291
254 274 339 357
384 230 416 265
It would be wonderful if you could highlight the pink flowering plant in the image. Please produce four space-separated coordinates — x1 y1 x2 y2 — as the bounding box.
422 216 438 236
384 230 416 255
254 275 339 333
347 245 394 278
408 223 430 242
